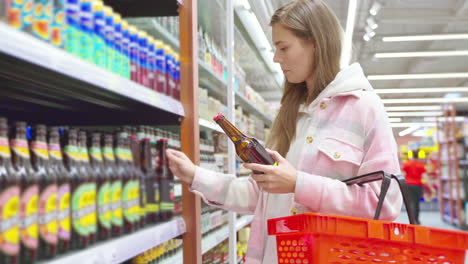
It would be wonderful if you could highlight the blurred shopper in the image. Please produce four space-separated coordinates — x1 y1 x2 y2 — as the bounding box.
402 152 427 225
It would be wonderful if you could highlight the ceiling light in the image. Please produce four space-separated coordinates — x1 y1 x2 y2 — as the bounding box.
363 34 371 42
382 33 468 42
375 50 468 58
390 123 436 127
399 125 421 137
366 17 378 29
341 0 358 68
387 112 442 117
369 1 382 16
382 97 468 104
385 106 441 111
389 118 402 122
424 117 465 122
368 72 468 80
375 87 468 94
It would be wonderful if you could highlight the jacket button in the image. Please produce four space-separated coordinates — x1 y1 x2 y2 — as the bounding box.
334 152 341 159
290 207 298 215
320 102 327 109
306 136 314 143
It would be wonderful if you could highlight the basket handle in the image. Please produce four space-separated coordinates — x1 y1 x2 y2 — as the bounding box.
342 170 416 225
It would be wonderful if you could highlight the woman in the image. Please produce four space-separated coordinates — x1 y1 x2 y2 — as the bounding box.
167 0 402 263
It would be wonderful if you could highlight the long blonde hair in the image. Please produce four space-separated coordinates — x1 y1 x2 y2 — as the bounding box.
266 0 343 156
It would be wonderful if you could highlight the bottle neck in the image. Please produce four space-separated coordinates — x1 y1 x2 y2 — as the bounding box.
215 116 246 143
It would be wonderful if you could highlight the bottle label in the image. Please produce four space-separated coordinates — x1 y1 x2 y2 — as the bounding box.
20 185 39 249
0 137 11 158
111 181 123 226
145 179 159 213
48 144 63 160
132 180 140 223
79 147 90 162
64 145 80 161
86 183 97 233
71 184 89 236
115 148 132 161
11 139 30 159
0 186 20 256
97 182 112 229
31 141 50 160
123 180 139 223
38 184 58 244
57 184 71 240
89 147 103 161
160 180 175 212
102 147 115 161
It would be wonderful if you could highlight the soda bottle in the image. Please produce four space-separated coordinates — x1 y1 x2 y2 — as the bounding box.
79 0 94 62
0 118 20 264
174 54 180 100
129 25 140 84
31 125 58 259
121 20 131 79
11 122 39 263
51 0 66 48
88 133 111 241
103 6 114 72
137 31 149 87
156 139 174 221
92 0 106 68
65 0 81 56
62 129 88 249
115 132 133 233
32 0 53 42
78 131 97 244
155 40 166 94
48 127 71 253
112 13 123 76
164 46 173 97
110 134 123 236
213 113 275 173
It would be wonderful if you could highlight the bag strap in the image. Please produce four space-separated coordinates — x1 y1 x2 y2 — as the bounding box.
342 170 416 224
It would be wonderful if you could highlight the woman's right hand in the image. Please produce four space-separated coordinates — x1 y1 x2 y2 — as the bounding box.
166 149 196 185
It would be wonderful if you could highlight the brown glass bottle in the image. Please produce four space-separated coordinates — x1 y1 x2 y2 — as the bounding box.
115 132 134 233
157 139 174 221
141 137 159 224
48 127 71 253
129 134 144 229
110 134 123 236
88 133 111 241
31 125 57 259
11 122 39 263
136 127 147 228
62 129 88 249
0 118 20 264
213 113 275 173
78 131 97 244
101 134 119 238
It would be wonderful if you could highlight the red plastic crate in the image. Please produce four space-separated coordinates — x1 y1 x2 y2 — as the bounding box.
268 213 468 264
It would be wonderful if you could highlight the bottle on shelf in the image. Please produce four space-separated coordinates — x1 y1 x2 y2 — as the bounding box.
110 133 123 236
103 6 115 73
129 25 140 84
136 127 147 228
164 45 174 97
121 20 131 79
0 117 20 264
92 0 107 68
79 0 94 63
141 135 159 224
112 13 123 76
48 127 71 253
116 132 134 233
157 139 174 221
213 113 275 173
147 36 157 92
62 129 88 249
51 0 66 48
89 132 112 241
138 30 149 87
129 132 143 229
32 0 53 42
102 134 118 238
31 125 58 259
65 0 81 56
155 40 166 94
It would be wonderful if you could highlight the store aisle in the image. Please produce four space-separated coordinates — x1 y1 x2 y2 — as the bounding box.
394 210 459 230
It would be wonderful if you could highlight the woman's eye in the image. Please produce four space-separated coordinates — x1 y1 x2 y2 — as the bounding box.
280 47 287 51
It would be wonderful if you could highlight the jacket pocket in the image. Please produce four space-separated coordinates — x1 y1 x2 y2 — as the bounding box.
317 136 364 166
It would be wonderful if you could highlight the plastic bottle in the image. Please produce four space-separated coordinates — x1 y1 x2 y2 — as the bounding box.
92 0 106 68
8 0 34 31
0 118 20 264
78 0 93 62
121 20 131 79
174 54 180 100
155 40 166 94
65 0 81 56
129 25 140 84
112 13 123 76
103 6 114 72
51 0 66 48
164 46 174 97
32 0 54 42
137 31 149 87
147 37 156 91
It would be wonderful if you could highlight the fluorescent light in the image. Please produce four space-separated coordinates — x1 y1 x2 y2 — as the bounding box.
382 97 468 104
385 106 441 111
366 17 378 29
387 112 442 117
424 117 465 122
375 87 468 94
389 118 402 122
363 34 371 42
368 72 468 80
375 50 468 58
369 1 382 16
391 123 436 127
341 0 358 68
399 125 420 137
382 33 468 42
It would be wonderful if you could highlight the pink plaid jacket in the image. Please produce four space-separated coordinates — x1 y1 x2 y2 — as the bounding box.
191 63 402 264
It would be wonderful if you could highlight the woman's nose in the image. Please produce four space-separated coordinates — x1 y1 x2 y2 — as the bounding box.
273 51 282 63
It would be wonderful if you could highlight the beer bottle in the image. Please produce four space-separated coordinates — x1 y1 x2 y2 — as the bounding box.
116 132 134 233
213 113 275 173
31 125 58 259
0 118 20 264
157 139 174 221
141 137 159 224
88 133 111 241
11 122 39 263
110 134 123 236
101 134 118 238
48 127 71 253
130 133 143 229
62 129 88 249
136 127 147 228
78 131 97 244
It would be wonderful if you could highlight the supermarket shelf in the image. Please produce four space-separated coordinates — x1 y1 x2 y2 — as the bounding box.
199 118 224 133
202 215 254 254
42 217 186 264
235 91 273 127
0 23 184 125
103 0 180 17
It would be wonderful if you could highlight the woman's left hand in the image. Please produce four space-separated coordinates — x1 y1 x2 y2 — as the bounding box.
243 149 297 193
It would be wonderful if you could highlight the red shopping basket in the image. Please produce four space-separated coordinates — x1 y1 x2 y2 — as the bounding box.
268 171 468 264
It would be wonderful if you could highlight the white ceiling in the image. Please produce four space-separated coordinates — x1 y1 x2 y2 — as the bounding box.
248 0 468 132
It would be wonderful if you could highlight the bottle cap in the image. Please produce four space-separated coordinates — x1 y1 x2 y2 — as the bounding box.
213 112 224 121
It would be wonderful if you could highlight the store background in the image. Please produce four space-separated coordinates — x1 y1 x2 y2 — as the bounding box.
1 0 468 263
